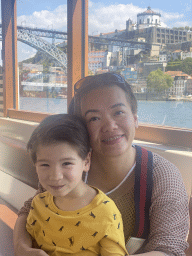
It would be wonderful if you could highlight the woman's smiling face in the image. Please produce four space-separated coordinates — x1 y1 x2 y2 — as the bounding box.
81 85 138 157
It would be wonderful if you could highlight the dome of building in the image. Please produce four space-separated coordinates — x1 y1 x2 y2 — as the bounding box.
137 6 161 29
138 6 161 16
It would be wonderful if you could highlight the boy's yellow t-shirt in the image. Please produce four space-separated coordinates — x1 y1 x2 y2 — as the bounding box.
26 187 128 256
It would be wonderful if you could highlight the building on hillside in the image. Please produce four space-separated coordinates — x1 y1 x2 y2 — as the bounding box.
22 63 43 72
159 53 168 62
126 26 190 45
49 67 64 73
121 67 137 82
170 49 192 61
99 6 192 45
126 19 137 32
171 50 183 61
110 51 122 67
99 29 125 38
165 71 190 96
142 62 167 78
49 67 67 86
182 51 192 60
135 78 147 93
88 51 112 73
185 78 192 95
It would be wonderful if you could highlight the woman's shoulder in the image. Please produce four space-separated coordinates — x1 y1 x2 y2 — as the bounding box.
135 145 183 184
151 152 187 197
152 152 177 170
152 152 181 177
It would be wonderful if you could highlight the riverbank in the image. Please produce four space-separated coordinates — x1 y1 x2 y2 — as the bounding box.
168 96 192 102
135 93 192 101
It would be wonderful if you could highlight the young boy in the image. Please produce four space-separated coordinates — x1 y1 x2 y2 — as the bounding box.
26 114 128 256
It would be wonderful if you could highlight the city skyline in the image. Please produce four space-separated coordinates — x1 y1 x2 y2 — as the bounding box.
0 1 192 62
16 1 192 32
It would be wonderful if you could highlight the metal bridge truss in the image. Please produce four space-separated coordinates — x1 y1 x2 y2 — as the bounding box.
0 24 154 69
17 29 67 68
17 25 67 40
0 26 67 69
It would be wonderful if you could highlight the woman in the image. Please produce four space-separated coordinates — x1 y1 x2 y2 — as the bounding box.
14 72 189 256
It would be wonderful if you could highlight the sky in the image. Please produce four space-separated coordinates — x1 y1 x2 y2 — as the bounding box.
1 0 192 62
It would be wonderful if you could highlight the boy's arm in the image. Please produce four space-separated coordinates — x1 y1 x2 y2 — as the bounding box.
13 214 49 256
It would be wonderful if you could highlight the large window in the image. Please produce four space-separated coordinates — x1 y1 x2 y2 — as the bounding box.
87 2 192 130
1 0 192 135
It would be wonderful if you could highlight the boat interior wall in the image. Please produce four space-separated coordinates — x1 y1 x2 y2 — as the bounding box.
0 117 39 190
0 170 36 211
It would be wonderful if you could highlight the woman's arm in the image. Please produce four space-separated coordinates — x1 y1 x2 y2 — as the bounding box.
142 154 189 255
13 214 48 256
14 183 46 256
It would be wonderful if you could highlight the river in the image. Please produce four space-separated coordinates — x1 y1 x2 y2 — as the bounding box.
19 97 192 129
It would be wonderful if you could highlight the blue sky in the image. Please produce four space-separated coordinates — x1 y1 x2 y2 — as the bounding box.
16 0 192 31
16 0 191 16
1 0 192 62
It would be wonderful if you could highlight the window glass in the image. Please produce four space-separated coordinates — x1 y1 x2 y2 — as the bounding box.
1 1 191 129
88 1 192 129
17 0 68 114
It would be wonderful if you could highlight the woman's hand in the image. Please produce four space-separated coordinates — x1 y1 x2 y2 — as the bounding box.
15 246 49 256
13 214 48 256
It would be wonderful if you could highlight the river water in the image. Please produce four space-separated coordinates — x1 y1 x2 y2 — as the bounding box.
19 97 192 129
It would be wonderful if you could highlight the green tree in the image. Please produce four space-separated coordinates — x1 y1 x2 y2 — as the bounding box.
180 57 192 75
147 69 173 93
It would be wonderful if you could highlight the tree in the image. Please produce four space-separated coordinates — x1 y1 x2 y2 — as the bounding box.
147 69 173 93
180 57 192 75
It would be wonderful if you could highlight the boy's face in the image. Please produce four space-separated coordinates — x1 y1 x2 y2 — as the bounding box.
35 142 91 199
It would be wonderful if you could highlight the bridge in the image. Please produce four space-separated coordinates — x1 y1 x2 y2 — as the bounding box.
0 24 155 68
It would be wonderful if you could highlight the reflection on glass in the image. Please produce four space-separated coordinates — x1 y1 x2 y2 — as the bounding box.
17 0 68 114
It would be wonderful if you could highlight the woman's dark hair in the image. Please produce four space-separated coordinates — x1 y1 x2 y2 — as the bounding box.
68 72 137 115
27 114 91 164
